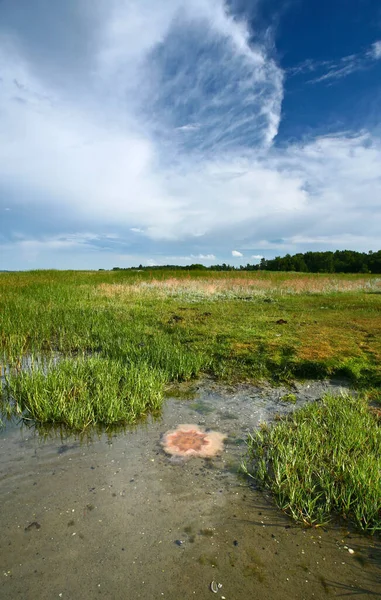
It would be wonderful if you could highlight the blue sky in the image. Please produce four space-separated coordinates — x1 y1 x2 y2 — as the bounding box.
0 0 380 270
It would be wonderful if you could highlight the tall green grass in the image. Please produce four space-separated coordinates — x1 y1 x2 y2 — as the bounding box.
3 357 165 431
243 393 381 533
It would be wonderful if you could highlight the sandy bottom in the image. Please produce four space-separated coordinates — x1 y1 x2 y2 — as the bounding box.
0 379 380 599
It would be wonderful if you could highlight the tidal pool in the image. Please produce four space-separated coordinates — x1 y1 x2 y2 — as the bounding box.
0 379 380 599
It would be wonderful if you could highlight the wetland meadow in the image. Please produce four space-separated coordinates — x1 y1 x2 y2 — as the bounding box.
0 269 380 598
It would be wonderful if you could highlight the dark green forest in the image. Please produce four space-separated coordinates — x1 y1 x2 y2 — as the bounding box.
258 249 381 273
113 249 381 274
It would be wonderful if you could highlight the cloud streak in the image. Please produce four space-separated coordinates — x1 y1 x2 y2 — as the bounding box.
289 39 381 83
371 41 381 59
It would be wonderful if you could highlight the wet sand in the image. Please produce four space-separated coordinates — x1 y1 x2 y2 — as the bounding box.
0 380 380 599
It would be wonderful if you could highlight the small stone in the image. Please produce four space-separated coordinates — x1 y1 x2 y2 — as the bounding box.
348 548 355 555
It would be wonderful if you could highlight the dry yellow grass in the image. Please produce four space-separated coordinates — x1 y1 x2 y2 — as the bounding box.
96 273 381 300
298 318 381 363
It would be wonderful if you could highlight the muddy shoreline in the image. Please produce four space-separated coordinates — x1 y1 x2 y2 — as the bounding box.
1 379 380 599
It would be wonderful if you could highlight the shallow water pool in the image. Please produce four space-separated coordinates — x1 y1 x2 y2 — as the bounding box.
0 379 380 599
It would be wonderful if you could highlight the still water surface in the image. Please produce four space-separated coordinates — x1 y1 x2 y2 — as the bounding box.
1 379 380 599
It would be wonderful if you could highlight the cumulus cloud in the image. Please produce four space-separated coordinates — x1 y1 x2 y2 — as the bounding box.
0 1 380 269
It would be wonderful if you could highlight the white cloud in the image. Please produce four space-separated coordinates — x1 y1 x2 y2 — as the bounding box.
0 232 102 251
176 123 200 132
289 40 381 83
0 2 380 269
0 232 112 266
161 253 216 262
286 233 381 249
193 254 216 260
371 40 381 59
251 254 263 260
0 0 283 241
310 59 361 84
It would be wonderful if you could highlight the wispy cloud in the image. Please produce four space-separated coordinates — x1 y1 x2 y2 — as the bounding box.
371 40 381 59
289 40 381 84
192 253 216 260
0 1 284 245
0 2 380 269
0 232 114 265
176 123 200 132
159 253 217 262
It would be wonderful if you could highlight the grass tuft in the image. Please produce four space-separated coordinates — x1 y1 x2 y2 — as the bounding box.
3 357 165 431
243 393 381 533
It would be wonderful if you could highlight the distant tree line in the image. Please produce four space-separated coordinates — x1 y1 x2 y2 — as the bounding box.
111 250 381 274
258 250 381 273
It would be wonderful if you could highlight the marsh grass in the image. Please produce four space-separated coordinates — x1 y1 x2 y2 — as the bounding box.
243 393 381 533
3 357 165 431
96 273 381 300
0 269 380 428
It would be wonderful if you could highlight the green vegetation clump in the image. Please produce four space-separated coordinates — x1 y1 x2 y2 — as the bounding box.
243 393 381 533
280 393 297 403
0 269 380 428
3 357 165 431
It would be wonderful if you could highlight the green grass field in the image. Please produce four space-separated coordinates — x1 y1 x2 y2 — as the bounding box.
1 269 380 386
0 269 380 531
